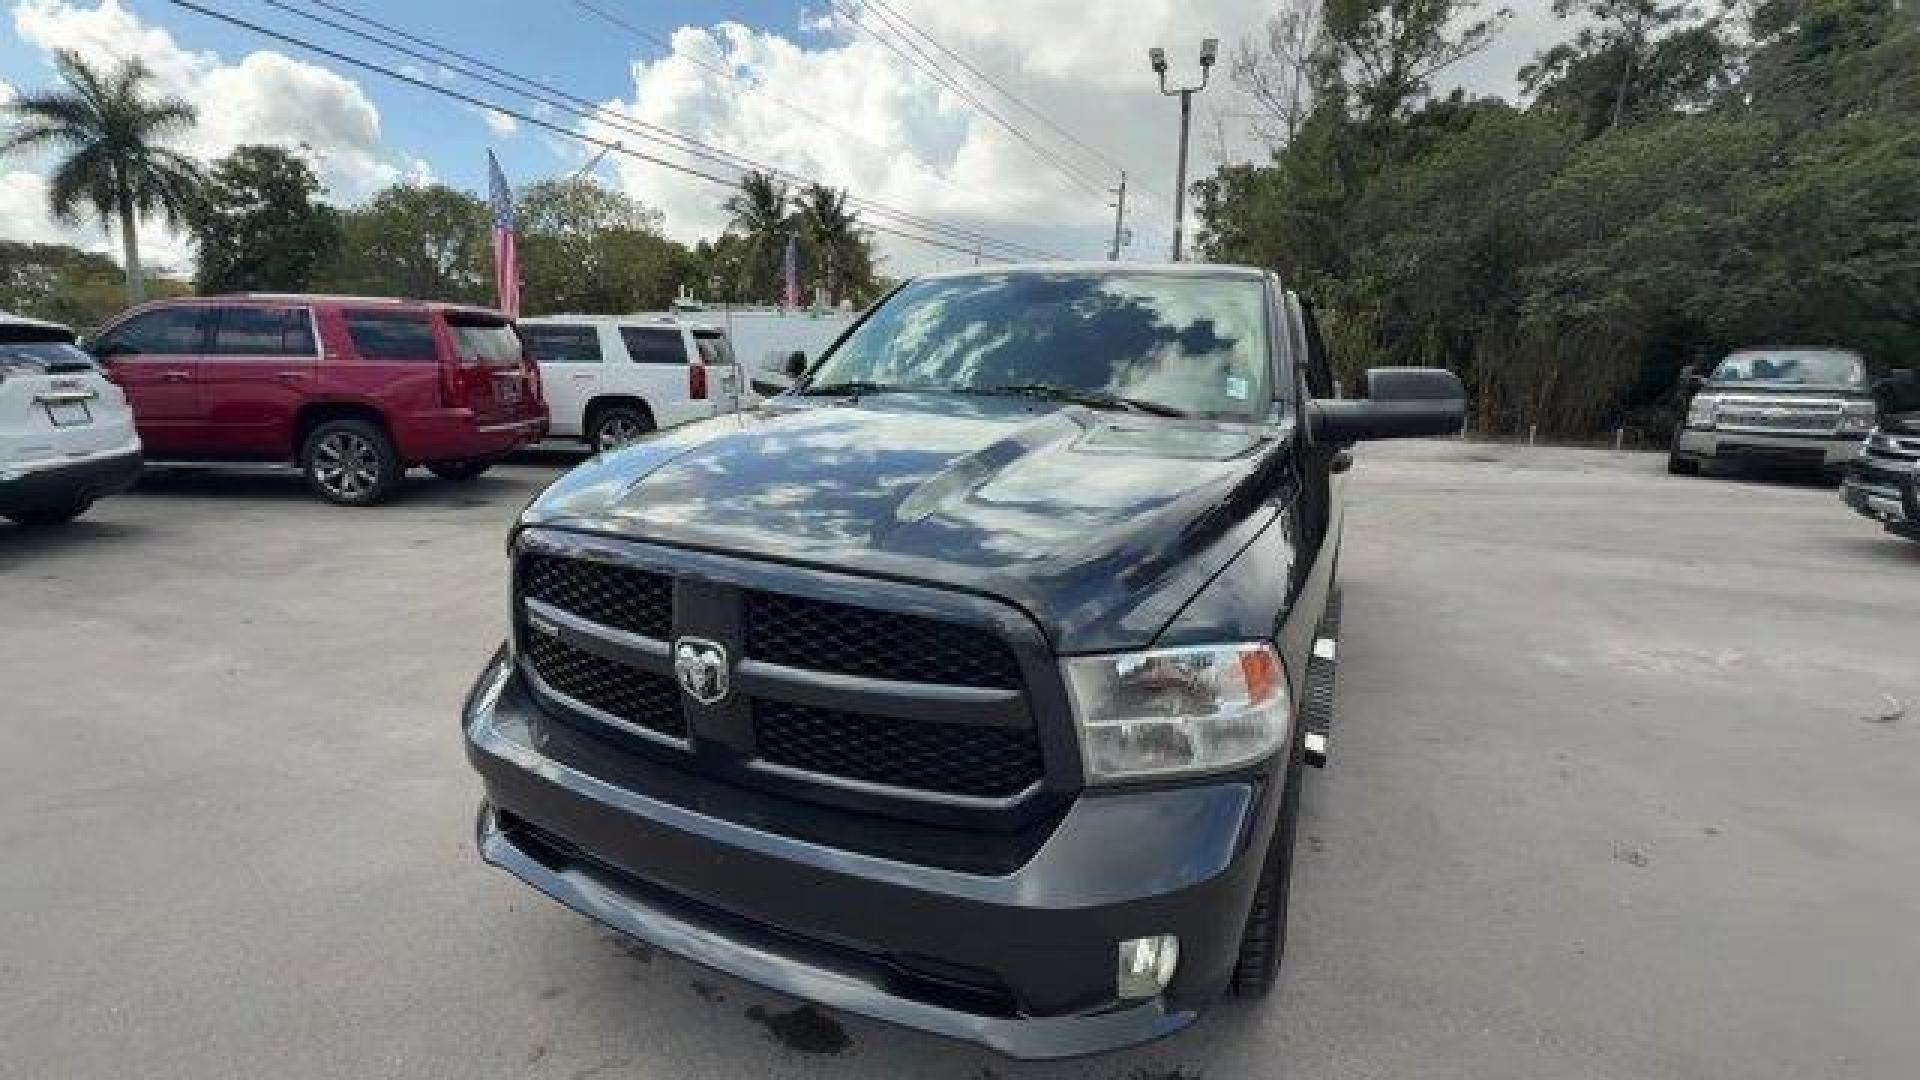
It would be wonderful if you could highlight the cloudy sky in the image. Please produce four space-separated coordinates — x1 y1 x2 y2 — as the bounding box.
0 0 1573 280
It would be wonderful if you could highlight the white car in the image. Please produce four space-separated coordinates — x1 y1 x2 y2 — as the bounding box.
519 315 744 452
0 313 143 527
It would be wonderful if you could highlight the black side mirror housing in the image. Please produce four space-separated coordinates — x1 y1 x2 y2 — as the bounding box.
784 351 808 380
1308 367 1465 442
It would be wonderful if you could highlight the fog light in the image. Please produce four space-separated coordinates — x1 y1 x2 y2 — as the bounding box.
1116 934 1179 1000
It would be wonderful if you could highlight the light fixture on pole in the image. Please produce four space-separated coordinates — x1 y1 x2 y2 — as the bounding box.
1149 38 1217 262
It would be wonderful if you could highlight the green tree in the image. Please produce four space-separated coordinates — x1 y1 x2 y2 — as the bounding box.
1521 1 1733 137
0 49 203 303
515 178 690 315
724 170 793 302
1321 0 1512 126
1200 0 1918 439
790 183 875 306
0 240 188 328
192 144 341 294
319 183 491 303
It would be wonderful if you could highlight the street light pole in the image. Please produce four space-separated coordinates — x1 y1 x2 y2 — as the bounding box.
1149 39 1217 262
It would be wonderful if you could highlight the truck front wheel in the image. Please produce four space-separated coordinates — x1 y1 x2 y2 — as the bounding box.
1230 738 1303 997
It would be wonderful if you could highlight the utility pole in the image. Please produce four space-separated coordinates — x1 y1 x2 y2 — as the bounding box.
1149 39 1218 261
1108 171 1129 261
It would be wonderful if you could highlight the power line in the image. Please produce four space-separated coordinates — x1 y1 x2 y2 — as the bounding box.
254 1 1063 261
566 0 997 211
863 0 1165 203
262 0 1064 261
161 0 1063 262
831 0 1112 198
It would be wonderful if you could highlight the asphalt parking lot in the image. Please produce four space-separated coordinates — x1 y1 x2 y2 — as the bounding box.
3 441 1916 1080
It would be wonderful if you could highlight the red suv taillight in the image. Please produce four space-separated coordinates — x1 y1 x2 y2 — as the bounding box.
689 362 708 400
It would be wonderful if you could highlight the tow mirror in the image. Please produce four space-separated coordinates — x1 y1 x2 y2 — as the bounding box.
784 350 808 380
1307 367 1465 443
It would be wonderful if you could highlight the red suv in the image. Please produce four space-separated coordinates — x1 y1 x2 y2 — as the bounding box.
91 295 546 504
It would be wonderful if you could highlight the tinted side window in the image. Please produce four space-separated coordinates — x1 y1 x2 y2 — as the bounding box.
210 307 314 356
344 311 438 362
620 326 686 365
522 324 602 364
105 308 205 355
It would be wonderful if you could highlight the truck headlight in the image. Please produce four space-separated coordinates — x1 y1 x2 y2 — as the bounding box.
1064 643 1290 784
1838 402 1877 434
1686 396 1717 429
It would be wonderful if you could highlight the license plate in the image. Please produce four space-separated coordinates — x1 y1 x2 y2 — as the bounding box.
45 400 92 427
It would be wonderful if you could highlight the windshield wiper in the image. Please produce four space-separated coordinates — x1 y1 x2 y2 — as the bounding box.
970 382 1187 417
797 380 915 397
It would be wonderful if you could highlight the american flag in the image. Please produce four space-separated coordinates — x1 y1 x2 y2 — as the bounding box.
782 232 799 310
487 150 520 318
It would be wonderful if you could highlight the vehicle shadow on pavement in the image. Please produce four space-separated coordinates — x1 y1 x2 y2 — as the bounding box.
132 466 533 508
0 515 153 563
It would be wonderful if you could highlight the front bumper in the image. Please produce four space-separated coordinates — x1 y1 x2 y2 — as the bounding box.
1842 475 1919 539
463 649 1278 1059
0 443 143 513
1674 427 1863 468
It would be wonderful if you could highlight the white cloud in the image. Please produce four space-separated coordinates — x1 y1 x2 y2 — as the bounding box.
481 108 519 138
7 1 407 206
583 3 1569 277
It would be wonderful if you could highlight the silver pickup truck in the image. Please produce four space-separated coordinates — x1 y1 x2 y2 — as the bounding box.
1669 349 1879 479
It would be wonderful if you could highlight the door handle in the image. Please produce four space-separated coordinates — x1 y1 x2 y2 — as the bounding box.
570 372 594 381
274 370 311 382
162 369 192 382
1331 447 1355 474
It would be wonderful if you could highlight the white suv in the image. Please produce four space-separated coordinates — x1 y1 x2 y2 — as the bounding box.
519 316 743 452
0 313 143 526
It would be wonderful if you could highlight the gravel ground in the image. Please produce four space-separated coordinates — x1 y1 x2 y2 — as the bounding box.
2 441 1915 1080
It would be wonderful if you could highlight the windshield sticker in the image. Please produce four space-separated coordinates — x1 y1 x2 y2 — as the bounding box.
1225 376 1250 401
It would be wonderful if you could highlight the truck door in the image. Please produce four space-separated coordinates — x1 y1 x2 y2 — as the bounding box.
199 304 317 459
94 306 209 457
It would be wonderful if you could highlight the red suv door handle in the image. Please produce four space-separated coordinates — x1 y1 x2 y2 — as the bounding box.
274 370 311 382
161 369 192 382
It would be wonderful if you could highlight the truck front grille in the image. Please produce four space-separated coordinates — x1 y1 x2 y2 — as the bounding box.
521 630 687 740
513 536 1049 815
745 591 1021 688
753 699 1042 800
1715 398 1842 435
522 552 671 640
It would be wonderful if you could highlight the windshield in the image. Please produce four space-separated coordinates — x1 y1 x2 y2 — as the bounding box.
805 271 1272 419
1711 350 1865 386
0 339 94 371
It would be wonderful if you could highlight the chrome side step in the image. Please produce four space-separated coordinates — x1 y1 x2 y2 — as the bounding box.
1301 591 1341 768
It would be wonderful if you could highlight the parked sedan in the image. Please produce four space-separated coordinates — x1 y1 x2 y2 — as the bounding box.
0 313 142 526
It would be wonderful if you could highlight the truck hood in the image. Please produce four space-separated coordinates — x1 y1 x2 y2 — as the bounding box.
522 394 1290 651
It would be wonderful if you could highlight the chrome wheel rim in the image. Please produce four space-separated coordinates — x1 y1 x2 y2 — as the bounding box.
597 413 646 451
312 431 380 499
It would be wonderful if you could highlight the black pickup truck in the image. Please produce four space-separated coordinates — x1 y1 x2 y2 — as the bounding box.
462 264 1464 1057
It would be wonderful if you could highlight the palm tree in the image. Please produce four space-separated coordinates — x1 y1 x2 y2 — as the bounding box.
723 170 791 302
2 49 204 303
791 183 873 306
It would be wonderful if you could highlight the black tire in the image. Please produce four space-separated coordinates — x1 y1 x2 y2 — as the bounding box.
1667 452 1700 476
588 404 655 453
5 500 91 527
427 461 491 482
1231 737 1304 997
301 418 400 506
